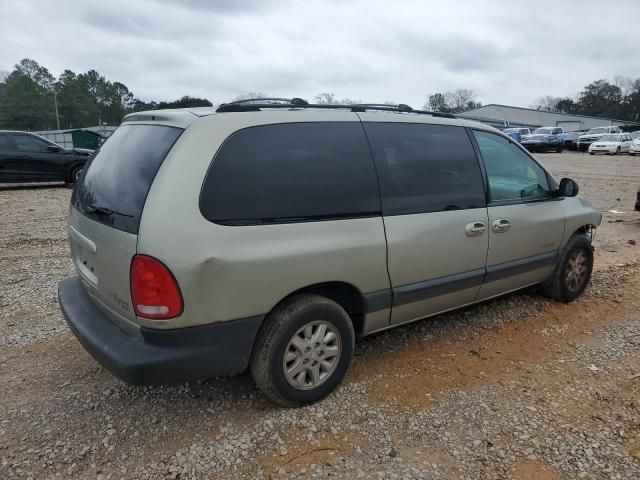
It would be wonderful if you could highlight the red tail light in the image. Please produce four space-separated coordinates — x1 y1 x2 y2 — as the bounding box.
130 255 183 319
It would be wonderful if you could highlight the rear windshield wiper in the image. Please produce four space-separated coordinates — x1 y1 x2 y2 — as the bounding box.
86 204 133 218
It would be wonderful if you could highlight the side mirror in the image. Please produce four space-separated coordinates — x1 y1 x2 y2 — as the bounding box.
559 178 579 197
46 145 61 152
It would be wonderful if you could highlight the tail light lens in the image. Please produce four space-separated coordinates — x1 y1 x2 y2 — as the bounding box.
130 255 183 319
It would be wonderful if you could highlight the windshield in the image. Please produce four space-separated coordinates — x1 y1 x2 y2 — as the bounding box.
631 131 640 140
532 127 552 134
599 134 621 142
72 124 183 234
586 127 607 135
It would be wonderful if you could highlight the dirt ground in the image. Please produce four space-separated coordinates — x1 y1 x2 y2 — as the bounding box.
1 151 639 480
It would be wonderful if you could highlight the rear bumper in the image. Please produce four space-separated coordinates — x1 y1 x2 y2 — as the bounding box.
58 276 263 385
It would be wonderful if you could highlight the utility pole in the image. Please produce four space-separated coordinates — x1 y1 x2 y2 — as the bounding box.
53 87 61 130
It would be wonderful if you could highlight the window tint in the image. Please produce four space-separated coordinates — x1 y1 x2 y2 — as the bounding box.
200 122 381 224
14 134 50 152
363 122 485 215
72 125 183 234
473 130 550 203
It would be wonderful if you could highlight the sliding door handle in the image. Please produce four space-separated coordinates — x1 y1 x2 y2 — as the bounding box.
492 219 511 233
465 222 486 237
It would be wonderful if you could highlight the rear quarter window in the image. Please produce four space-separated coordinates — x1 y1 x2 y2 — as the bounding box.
199 122 381 225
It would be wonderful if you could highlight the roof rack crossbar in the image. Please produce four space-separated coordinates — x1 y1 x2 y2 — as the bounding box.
215 98 457 118
226 97 293 105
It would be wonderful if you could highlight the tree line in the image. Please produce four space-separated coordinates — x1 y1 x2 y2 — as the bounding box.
2 58 639 131
530 76 640 121
0 59 212 131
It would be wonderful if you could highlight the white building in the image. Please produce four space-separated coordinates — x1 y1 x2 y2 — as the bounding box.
459 104 640 132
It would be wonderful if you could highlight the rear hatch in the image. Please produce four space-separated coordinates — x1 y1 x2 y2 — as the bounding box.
69 124 183 327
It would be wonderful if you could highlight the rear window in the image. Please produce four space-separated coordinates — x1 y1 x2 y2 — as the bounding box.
72 124 182 234
200 122 381 225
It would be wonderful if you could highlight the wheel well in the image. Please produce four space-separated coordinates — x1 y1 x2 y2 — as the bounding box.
572 225 596 241
272 282 365 336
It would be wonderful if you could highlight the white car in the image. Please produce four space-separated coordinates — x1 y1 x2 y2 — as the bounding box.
588 133 633 155
630 131 640 156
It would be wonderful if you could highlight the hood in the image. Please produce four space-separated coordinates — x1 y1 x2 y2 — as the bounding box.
592 141 620 146
523 135 552 142
71 147 94 155
579 133 605 140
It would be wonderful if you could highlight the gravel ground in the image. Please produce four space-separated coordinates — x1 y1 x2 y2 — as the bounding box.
1 151 639 479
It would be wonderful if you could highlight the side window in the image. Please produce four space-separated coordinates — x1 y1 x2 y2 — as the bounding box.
363 122 485 215
200 122 381 224
13 135 50 153
473 130 550 203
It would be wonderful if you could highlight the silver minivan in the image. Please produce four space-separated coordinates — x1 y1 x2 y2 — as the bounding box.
58 99 602 406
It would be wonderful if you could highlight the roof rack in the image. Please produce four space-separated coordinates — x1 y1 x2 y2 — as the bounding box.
215 98 456 118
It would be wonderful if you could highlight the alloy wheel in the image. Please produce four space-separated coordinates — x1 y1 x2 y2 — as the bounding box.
283 320 341 390
565 249 589 293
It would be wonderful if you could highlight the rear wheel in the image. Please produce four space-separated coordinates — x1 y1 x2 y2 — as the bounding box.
543 234 593 303
250 294 355 407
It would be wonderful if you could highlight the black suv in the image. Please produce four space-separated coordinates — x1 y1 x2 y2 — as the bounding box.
0 131 93 184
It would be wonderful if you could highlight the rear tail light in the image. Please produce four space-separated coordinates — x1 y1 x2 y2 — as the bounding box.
130 255 183 319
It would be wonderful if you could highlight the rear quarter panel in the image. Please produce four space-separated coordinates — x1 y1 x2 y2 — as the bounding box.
136 111 390 329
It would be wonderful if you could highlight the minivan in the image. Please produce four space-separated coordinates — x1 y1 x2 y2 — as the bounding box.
58 99 602 406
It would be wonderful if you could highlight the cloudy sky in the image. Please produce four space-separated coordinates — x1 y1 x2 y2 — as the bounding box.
1 0 639 108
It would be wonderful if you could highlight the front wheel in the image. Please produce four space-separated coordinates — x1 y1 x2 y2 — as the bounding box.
615 146 621 155
250 294 355 407
542 234 593 303
70 165 83 183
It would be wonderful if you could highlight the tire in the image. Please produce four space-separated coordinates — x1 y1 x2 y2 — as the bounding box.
615 147 621 155
542 234 593 303
557 146 564 153
69 165 83 184
589 152 594 155
250 294 355 407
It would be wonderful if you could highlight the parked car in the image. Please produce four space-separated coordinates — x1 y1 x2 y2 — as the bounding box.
0 131 92 183
504 131 522 142
58 100 601 406
577 126 622 151
588 133 633 155
563 131 585 151
636 185 640 211
503 127 531 140
629 135 640 156
520 126 565 153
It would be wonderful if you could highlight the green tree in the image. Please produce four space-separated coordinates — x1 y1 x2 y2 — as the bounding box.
576 80 622 117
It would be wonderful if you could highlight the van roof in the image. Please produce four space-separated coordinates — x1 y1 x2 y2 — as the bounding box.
122 99 497 132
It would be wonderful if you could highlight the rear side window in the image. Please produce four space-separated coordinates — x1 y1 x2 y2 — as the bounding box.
72 124 182 234
363 123 485 215
200 122 381 225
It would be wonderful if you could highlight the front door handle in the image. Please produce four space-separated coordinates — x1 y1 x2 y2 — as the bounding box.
465 222 486 237
492 219 511 233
